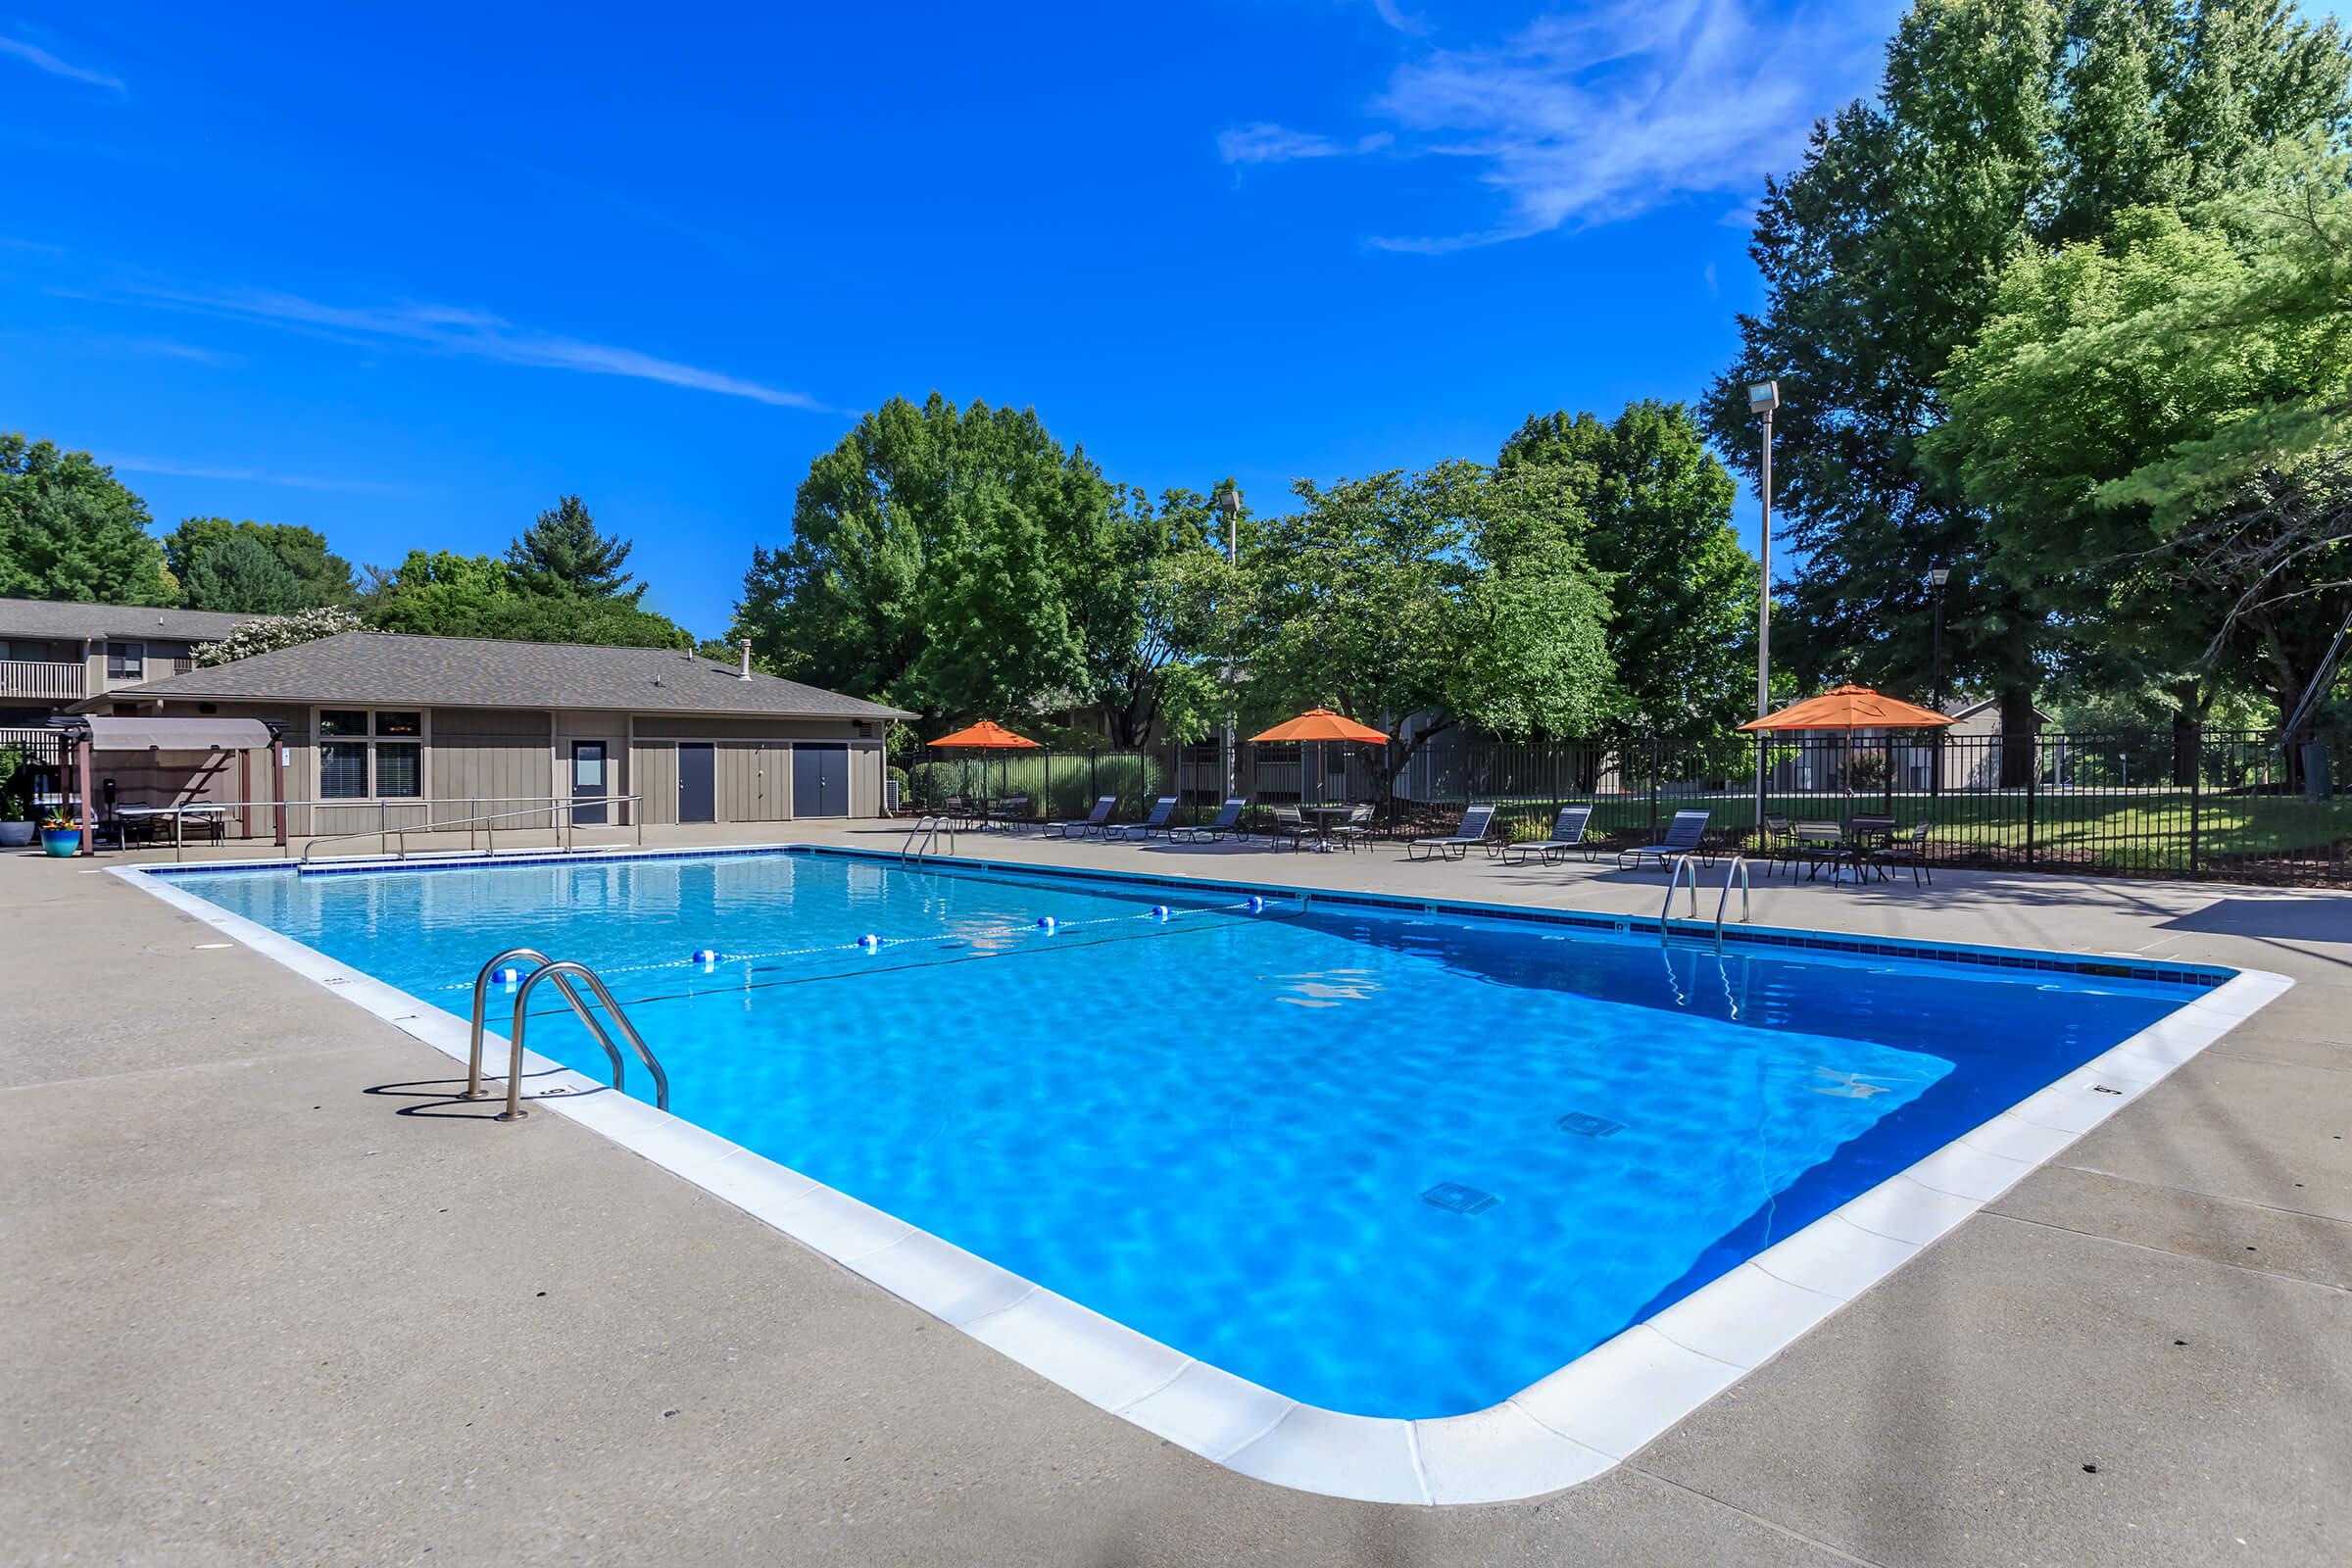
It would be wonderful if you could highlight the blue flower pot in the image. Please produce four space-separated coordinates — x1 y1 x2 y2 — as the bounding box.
40 827 81 858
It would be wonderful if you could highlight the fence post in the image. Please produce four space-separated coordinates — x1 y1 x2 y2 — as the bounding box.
1090 749 1099 807
2188 722 2202 874
1647 737 1660 836
2024 746 2037 867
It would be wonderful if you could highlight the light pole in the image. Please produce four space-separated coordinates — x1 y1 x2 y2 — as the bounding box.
1929 563 1951 798
1217 487 1242 800
1928 564 1950 707
1748 380 1779 831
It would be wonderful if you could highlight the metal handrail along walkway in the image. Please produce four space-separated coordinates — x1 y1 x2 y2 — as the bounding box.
300 793 647 866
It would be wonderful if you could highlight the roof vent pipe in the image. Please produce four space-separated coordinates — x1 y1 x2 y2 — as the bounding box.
740 638 753 680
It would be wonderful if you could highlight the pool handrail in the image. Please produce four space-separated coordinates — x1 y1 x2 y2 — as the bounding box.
466 950 668 1119
1661 852 1700 932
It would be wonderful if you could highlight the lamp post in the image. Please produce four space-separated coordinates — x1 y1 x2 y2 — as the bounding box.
1928 564 1950 707
1217 487 1243 800
1929 563 1951 797
1748 380 1780 831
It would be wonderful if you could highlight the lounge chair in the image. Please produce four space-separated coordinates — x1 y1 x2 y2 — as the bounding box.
1615 808 1711 870
1107 796 1179 841
1498 805 1595 865
1405 803 1497 861
1171 797 1249 842
1045 796 1117 838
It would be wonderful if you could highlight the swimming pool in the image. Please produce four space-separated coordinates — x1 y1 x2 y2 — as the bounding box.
135 846 2287 1502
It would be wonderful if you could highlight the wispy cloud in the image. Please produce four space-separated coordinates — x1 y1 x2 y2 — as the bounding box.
1366 0 1428 37
114 281 829 411
1217 122 1394 166
1228 1 1892 250
0 32 124 93
101 455 403 495
111 336 242 367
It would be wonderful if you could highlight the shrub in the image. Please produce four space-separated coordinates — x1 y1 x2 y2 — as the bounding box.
909 754 1165 819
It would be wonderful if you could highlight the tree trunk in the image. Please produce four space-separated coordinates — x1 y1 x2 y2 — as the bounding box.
1997 685 2038 789
2169 677 2199 787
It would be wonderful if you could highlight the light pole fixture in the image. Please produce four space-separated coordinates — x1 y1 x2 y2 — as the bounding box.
1217 488 1243 797
1748 380 1780 830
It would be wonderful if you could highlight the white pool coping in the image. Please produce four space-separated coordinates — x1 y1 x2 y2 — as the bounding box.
114 852 2294 1505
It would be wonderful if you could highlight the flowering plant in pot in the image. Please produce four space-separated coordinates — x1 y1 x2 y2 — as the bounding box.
39 808 81 858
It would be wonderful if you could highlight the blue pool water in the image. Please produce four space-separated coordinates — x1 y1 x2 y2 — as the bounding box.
170 851 2204 1418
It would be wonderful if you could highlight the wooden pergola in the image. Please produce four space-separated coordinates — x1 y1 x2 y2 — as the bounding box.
47 714 288 857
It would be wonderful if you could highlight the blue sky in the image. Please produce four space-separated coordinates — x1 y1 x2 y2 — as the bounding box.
9 1 1926 636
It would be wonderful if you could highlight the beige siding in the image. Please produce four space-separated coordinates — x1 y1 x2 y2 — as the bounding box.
636 739 679 825
710 741 792 822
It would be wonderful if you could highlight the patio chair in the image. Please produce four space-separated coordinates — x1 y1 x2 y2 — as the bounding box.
1405 803 1497 861
1170 797 1249 843
1325 802 1377 853
1868 819 1936 886
1107 796 1179 841
1264 805 1320 852
1498 805 1595 866
1757 813 1798 876
1789 819 1846 881
1045 796 1118 838
1843 814 1899 884
986 794 1033 831
1615 808 1712 871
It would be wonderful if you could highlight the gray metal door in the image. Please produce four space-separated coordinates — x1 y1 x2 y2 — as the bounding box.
678 743 715 823
791 743 849 817
570 742 608 826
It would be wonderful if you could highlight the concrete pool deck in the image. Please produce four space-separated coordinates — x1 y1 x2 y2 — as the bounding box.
4 824 2347 1565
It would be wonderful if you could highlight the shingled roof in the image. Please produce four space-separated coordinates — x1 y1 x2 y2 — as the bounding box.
96 631 912 720
0 597 259 642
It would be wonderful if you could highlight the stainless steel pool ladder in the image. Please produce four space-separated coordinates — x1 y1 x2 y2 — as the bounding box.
900 813 956 862
466 948 669 1122
1662 854 1752 952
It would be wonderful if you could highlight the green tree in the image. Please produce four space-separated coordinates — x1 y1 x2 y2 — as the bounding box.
180 531 312 614
505 495 642 601
1703 0 2351 778
450 595 691 650
1247 461 1615 788
1930 175 2352 735
733 394 1122 723
363 551 515 635
1499 401 1757 751
0 434 173 605
365 548 690 648
163 517 357 608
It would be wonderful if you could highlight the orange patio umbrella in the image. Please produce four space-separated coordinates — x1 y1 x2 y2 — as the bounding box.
930 719 1041 749
1740 684 1952 800
1738 684 1955 733
1250 708 1388 807
929 719 1041 808
1249 708 1389 744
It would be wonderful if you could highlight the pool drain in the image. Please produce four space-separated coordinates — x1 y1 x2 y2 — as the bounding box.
1421 1183 1500 1216
1555 1112 1625 1139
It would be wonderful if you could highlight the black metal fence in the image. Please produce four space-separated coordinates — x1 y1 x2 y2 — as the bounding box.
898 726 2351 885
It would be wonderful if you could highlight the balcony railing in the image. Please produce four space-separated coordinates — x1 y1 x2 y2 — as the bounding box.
0 661 86 701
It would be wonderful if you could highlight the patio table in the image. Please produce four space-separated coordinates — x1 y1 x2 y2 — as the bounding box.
1298 805 1355 852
